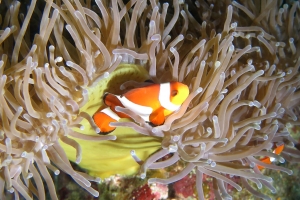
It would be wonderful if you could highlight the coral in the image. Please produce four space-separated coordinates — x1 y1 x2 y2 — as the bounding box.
150 183 169 199
173 174 196 198
130 184 156 200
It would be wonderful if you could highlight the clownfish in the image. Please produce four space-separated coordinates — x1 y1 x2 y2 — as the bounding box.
257 144 284 170
93 81 189 134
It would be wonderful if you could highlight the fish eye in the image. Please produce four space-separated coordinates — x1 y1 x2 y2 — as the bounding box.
171 90 178 96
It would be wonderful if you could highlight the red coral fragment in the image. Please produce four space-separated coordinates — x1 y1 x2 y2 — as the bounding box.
131 184 156 200
173 174 196 198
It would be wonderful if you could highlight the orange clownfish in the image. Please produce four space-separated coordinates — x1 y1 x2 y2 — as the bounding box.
257 144 284 170
93 81 189 134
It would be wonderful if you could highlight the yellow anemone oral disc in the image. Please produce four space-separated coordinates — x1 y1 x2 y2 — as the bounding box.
60 64 162 178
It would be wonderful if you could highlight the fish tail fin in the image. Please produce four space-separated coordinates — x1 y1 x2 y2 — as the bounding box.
257 157 271 170
274 144 284 155
93 107 120 135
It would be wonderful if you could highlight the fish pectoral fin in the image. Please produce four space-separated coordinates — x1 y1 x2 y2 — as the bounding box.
149 108 165 126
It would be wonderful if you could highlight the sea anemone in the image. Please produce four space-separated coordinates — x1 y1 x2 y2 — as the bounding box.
0 0 299 199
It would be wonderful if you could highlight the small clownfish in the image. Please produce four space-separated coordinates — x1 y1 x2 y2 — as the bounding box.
93 81 190 134
257 144 284 170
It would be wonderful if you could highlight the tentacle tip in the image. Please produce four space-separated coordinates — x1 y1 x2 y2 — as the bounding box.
196 87 203 93
271 112 277 117
170 47 175 52
5 137 11 143
289 38 294 43
212 115 218 121
26 173 33 179
110 135 117 140
82 89 88 95
8 187 14 193
93 191 99 197
151 34 161 41
49 45 55 51
149 20 155 27
103 72 110 78
95 177 101 183
55 57 63 63
95 128 100 133
237 187 242 192
168 144 178 153
258 70 265 75
42 145 48 150
267 177 273 182
130 150 136 155
75 157 82 164
21 151 27 157
171 135 180 142
74 10 82 17
140 173 146 179
120 85 125 90
66 61 72 66
152 127 158 133
210 161 216 167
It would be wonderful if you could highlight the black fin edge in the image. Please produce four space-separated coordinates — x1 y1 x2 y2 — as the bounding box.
102 92 109 106
144 79 155 83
